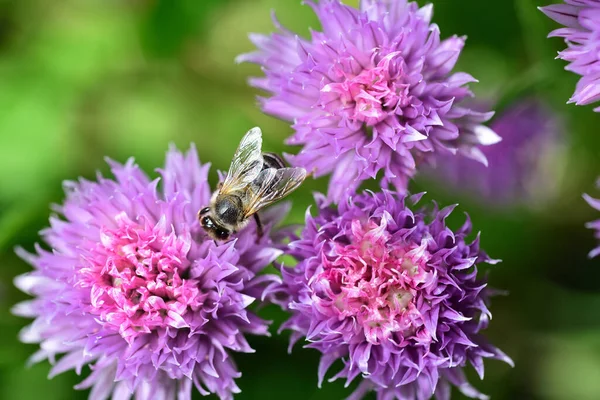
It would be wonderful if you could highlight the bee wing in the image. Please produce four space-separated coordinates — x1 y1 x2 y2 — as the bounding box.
242 167 307 219
220 127 264 194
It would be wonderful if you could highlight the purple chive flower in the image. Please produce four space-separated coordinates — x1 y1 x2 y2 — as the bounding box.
540 0 600 111
237 0 500 202
269 191 512 399
584 181 600 258
13 146 284 400
426 99 565 206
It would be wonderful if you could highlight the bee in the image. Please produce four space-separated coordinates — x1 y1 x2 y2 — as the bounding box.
198 127 306 241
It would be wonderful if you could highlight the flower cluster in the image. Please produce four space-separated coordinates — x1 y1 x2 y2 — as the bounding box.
541 0 600 111
13 146 283 400
269 191 512 399
238 0 500 202
427 98 565 206
15 1 521 399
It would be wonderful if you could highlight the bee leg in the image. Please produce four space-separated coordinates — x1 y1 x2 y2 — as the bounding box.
253 213 263 240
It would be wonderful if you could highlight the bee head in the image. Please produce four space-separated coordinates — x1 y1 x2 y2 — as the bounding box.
199 214 231 241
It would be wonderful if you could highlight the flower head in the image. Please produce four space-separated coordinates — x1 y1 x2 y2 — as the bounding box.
426 99 566 206
584 180 600 258
541 0 600 111
269 191 512 399
238 0 500 202
13 145 284 399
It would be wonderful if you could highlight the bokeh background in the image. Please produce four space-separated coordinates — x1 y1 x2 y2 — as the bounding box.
1 0 599 399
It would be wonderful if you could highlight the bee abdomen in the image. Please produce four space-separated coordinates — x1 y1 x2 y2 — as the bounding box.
262 152 286 170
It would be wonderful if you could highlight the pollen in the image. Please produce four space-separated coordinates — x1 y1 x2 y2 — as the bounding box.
78 213 203 344
312 219 433 345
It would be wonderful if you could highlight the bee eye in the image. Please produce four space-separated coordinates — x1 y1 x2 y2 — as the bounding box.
200 207 210 215
216 229 229 240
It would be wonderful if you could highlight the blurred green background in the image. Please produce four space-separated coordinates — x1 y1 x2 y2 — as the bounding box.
1 0 600 399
